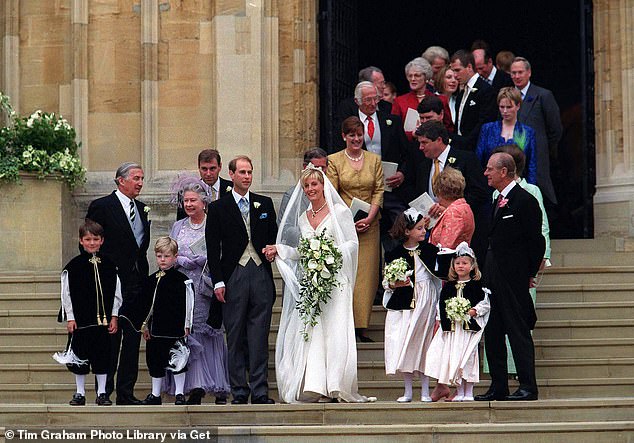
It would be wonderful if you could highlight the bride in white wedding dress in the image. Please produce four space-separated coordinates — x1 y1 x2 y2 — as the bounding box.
264 165 375 403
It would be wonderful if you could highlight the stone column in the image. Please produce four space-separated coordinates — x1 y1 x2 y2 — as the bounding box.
593 0 634 244
1 0 19 116
71 0 88 165
212 0 291 190
141 0 159 180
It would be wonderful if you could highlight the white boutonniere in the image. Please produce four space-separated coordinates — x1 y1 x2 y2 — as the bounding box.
448 157 456 165
470 87 478 92
226 185 232 192
144 206 151 213
253 202 261 209
386 119 392 126
469 100 476 106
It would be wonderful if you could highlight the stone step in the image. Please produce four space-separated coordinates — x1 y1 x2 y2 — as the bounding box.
534 301 634 321
0 272 59 294
5 356 633 387
2 315 632 348
536 283 634 302
0 293 60 311
540 266 634 285
1 396 633 426
3 337 631 367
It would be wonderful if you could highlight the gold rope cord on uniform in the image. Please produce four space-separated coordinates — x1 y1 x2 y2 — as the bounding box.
89 255 108 326
141 270 165 333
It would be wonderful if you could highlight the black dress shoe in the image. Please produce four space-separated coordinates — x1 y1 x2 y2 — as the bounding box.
141 394 162 405
251 395 275 404
186 388 205 405
69 393 86 406
95 393 112 406
231 395 248 405
116 396 142 405
356 335 374 343
215 395 227 405
174 394 187 405
505 389 538 401
474 389 508 401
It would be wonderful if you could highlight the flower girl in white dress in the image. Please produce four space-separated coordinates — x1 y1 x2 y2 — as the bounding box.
425 242 490 401
382 208 447 402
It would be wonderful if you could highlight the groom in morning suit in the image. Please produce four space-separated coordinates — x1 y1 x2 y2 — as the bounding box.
86 162 151 405
476 152 545 401
205 155 278 404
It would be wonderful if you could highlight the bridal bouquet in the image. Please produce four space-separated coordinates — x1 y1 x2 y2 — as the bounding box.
445 295 471 325
382 257 413 288
296 228 342 341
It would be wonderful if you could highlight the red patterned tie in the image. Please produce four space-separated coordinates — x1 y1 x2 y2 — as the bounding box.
367 116 375 140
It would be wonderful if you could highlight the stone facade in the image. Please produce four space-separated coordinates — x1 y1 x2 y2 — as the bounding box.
593 0 634 245
1 1 634 268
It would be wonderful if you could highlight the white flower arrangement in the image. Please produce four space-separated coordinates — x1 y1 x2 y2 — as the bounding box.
448 157 456 165
144 206 151 213
253 202 261 209
0 92 85 188
226 185 232 192
445 295 471 324
382 257 413 288
296 228 343 341
386 119 392 126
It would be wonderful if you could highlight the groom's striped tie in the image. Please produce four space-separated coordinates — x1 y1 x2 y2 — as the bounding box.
129 200 136 223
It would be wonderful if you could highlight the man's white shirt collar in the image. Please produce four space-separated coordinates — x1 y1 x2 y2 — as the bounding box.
232 189 250 204
487 66 497 83
466 73 479 89
115 189 134 210
358 109 377 122
436 144 451 168
520 82 531 98
500 180 517 198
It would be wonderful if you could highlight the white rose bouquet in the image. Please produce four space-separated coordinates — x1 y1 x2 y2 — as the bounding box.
296 228 343 341
445 295 471 324
382 257 413 289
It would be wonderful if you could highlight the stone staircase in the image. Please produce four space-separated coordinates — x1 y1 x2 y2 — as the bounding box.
1 239 633 441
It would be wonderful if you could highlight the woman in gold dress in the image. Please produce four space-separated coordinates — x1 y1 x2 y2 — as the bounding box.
327 116 384 342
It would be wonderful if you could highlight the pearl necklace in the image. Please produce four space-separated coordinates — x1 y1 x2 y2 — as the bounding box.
188 216 206 230
310 201 328 218
344 149 364 162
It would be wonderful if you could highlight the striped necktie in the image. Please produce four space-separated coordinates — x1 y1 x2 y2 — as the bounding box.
129 200 136 223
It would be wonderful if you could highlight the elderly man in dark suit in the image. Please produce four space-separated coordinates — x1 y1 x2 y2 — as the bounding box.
413 121 489 261
476 152 545 401
351 81 412 248
450 50 498 151
205 156 278 405
473 48 514 92
86 162 151 405
176 148 233 220
511 56 563 208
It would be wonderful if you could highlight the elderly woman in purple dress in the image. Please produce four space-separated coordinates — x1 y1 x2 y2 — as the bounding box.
163 177 230 404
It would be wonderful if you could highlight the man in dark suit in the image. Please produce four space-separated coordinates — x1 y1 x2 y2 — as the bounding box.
334 66 391 151
205 156 277 405
450 50 498 151
511 57 562 208
86 162 151 405
473 48 513 91
413 121 489 261
476 152 545 401
354 81 412 244
176 148 232 220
